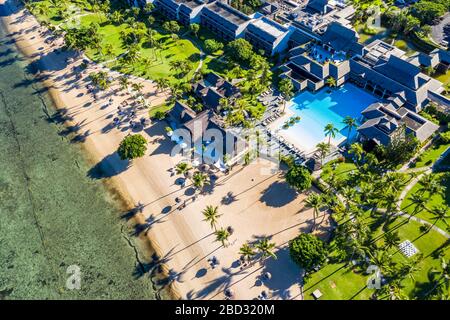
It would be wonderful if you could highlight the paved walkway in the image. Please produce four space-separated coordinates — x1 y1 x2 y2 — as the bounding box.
395 168 432 210
394 212 450 239
431 13 450 47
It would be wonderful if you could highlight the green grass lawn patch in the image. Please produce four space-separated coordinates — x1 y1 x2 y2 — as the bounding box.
401 173 450 231
413 141 450 168
304 215 450 300
321 160 357 184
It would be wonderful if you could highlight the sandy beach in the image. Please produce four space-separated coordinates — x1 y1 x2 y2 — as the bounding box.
0 0 331 300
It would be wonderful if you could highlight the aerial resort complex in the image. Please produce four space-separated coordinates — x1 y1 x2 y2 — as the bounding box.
1 0 450 302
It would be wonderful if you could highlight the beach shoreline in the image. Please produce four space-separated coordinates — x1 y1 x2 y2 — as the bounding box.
1 0 329 301
0 0 178 299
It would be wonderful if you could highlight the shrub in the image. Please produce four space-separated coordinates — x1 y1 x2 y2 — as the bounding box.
204 39 224 54
153 110 167 120
226 38 254 63
440 131 450 144
285 164 312 191
289 234 328 271
117 134 147 160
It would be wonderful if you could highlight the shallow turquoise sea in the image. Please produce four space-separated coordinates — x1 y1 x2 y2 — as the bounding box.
0 20 159 299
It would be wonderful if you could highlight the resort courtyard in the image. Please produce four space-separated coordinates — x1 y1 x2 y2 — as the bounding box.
268 83 378 153
30 37 331 300
139 123 332 299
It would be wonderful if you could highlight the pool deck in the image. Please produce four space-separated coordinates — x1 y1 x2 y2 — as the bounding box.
268 101 345 155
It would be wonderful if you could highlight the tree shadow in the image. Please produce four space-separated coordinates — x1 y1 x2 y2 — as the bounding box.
221 191 237 205
87 153 130 179
257 246 303 299
260 181 297 208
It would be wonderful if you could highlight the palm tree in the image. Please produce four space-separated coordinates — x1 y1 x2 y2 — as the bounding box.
349 143 364 166
218 97 230 112
155 78 170 93
343 116 357 145
131 82 144 94
418 174 438 196
255 238 277 263
316 142 330 166
278 78 294 113
382 190 398 227
340 186 356 208
407 193 427 221
305 193 323 231
202 205 221 231
104 43 114 58
326 76 337 88
428 205 449 232
384 231 401 251
367 248 393 277
118 76 129 92
426 257 450 298
192 171 209 191
227 99 250 126
398 255 421 284
324 123 339 147
175 162 192 176
215 228 230 247
110 10 124 25
239 243 256 262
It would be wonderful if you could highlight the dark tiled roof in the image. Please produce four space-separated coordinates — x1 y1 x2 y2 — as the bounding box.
169 100 196 124
320 22 361 54
289 29 314 46
307 0 329 13
358 102 438 144
194 73 240 109
373 55 422 90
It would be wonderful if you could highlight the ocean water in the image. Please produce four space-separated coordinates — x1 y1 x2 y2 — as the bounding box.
280 83 378 151
0 22 160 299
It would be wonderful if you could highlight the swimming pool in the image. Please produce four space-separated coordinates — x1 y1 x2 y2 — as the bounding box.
279 83 378 151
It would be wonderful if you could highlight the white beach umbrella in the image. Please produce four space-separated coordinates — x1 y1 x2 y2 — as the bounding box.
180 142 188 149
192 159 200 167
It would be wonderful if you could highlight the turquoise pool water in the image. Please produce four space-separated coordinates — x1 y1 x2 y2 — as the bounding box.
280 83 378 151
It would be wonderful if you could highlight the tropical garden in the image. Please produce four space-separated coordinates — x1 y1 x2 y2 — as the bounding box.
288 136 450 300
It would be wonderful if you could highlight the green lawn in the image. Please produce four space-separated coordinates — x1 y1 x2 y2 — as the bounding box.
321 160 357 183
355 23 387 44
412 142 450 168
401 173 450 231
304 216 450 300
392 39 417 56
148 102 174 118
31 3 201 85
435 70 450 95
201 55 228 77
303 262 372 300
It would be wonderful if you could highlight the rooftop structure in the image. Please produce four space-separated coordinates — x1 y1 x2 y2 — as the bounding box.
193 73 241 110
167 100 247 164
350 40 444 111
285 0 355 35
245 17 292 55
201 2 252 40
156 0 206 25
357 101 439 146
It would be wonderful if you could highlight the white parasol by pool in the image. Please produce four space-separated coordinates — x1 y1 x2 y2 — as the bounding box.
192 159 200 167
